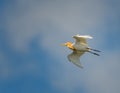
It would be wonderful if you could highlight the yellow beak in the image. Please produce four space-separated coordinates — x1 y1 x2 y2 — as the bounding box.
61 43 66 46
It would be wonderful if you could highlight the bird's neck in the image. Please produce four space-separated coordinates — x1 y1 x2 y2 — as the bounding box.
67 44 76 50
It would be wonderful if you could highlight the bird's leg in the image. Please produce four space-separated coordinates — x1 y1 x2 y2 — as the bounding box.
88 51 100 56
87 47 101 52
90 48 101 52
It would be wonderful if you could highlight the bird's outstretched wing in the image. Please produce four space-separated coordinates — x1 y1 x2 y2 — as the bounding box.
67 51 84 68
73 34 93 44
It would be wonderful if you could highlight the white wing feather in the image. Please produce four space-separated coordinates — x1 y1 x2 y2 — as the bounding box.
67 51 84 68
73 34 93 44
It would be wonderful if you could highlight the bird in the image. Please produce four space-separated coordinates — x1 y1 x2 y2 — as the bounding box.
62 34 100 68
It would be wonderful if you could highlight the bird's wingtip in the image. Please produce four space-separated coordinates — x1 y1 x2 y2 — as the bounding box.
87 35 93 39
73 34 93 39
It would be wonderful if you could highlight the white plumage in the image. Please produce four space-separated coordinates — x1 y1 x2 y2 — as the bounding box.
67 51 84 68
63 34 100 68
73 34 93 51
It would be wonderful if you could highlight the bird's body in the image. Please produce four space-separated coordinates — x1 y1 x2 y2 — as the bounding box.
63 34 100 68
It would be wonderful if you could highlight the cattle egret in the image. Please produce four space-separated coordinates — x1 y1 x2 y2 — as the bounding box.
62 34 100 68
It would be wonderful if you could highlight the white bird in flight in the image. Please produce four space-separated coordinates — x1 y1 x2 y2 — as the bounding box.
62 34 100 68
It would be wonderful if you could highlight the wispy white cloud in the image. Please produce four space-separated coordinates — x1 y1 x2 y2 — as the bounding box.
4 0 107 51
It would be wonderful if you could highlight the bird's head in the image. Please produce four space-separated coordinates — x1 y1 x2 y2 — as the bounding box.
62 42 72 47
62 42 75 50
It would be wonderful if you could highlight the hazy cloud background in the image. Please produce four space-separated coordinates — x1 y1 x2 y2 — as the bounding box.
0 0 120 93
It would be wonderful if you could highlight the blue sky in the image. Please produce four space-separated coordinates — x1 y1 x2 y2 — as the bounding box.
0 0 120 93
